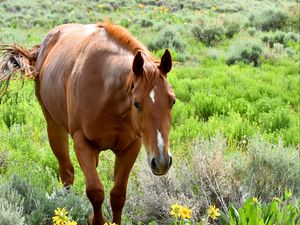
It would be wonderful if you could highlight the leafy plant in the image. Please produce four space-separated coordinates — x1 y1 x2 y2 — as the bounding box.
249 8 288 31
225 40 262 66
220 195 300 225
191 24 225 46
148 27 185 51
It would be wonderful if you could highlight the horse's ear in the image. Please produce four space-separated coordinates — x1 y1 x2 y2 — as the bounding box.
159 49 172 75
132 51 144 77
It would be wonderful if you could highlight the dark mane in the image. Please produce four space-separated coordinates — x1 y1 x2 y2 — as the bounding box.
99 20 162 91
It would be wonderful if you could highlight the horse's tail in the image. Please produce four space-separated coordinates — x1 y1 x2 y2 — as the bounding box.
0 44 40 95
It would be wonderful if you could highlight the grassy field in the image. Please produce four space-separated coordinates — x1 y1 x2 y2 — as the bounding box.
0 0 299 224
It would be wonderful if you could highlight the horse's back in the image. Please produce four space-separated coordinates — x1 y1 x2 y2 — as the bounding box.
37 24 106 131
37 23 134 149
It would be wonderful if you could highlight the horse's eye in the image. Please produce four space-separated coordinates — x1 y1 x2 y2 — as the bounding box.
171 98 176 108
133 100 141 111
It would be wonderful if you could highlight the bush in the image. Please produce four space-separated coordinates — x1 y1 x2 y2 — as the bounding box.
1 175 91 225
220 196 300 225
261 31 299 48
191 24 225 46
0 191 25 225
206 48 221 59
191 93 229 121
225 40 262 66
247 27 256 36
147 27 185 52
259 107 291 132
235 138 300 201
140 18 153 27
249 8 289 31
223 19 240 38
126 136 242 224
286 4 300 31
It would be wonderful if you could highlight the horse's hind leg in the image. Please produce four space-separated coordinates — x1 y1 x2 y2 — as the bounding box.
45 114 74 187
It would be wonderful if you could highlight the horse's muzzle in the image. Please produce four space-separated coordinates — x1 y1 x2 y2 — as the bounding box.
150 155 172 176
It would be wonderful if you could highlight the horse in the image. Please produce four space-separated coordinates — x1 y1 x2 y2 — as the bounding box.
0 20 175 225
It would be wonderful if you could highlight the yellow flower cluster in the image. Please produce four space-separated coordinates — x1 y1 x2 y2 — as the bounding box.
104 223 118 225
252 197 259 204
207 205 220 220
170 203 192 219
52 207 77 225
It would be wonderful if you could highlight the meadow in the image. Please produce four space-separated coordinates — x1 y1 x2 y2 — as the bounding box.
0 0 299 224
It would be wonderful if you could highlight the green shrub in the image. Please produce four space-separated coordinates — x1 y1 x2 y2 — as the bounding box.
261 31 299 48
147 27 185 51
259 107 291 132
126 136 242 224
171 99 195 126
191 93 229 121
1 175 91 225
140 18 153 27
247 27 256 36
249 8 289 31
237 138 300 201
220 196 300 225
224 19 240 38
0 150 9 174
0 191 25 225
206 48 220 59
191 24 225 46
284 32 299 43
286 4 300 31
225 40 262 66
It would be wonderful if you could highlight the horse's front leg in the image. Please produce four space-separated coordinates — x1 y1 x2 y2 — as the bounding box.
73 131 105 225
111 139 141 224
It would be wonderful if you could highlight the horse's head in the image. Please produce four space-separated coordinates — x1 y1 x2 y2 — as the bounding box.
130 49 175 175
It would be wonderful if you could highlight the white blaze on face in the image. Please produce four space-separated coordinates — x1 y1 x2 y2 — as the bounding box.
157 129 165 159
149 88 155 103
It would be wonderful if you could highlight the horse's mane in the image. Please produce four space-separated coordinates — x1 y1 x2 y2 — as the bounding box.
98 20 156 59
98 19 162 91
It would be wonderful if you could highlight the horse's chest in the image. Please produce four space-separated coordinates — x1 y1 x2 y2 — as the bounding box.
84 113 136 151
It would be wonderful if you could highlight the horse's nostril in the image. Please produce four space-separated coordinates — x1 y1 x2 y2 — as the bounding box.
151 158 157 170
169 156 173 167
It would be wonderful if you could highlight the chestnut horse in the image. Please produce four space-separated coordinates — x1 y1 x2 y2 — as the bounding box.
0 20 175 225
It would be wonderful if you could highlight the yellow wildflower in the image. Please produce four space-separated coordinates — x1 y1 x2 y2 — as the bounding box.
179 206 192 219
211 6 218 11
207 205 220 220
66 221 77 225
252 197 259 204
104 223 118 225
52 207 69 225
170 203 181 218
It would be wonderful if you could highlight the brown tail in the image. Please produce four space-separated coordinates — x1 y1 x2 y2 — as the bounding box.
0 44 40 94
